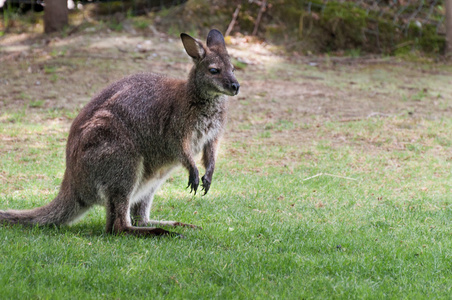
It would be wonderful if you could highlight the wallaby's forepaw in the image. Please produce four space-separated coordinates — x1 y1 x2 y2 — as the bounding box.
187 168 199 195
201 175 211 195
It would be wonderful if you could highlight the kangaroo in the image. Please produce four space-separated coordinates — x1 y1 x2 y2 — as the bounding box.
0 29 239 237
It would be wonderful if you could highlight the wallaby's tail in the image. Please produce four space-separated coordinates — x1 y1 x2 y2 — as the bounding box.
0 192 84 227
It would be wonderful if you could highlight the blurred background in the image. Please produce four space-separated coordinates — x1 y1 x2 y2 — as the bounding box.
1 0 451 57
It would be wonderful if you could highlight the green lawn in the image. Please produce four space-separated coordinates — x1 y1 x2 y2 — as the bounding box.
1 109 451 299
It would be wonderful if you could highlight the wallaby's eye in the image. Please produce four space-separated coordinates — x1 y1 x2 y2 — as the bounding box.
209 68 220 75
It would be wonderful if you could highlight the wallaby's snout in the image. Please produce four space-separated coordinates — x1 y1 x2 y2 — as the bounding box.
223 69 240 96
230 81 240 95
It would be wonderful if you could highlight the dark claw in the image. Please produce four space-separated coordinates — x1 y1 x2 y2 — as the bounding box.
201 175 211 195
187 168 199 195
186 182 198 195
201 186 207 196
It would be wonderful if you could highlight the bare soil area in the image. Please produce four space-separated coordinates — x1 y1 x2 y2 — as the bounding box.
1 28 452 148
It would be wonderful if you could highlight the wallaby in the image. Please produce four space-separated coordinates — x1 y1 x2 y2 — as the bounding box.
0 29 239 237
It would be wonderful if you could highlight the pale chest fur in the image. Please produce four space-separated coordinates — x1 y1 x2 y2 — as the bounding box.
190 113 223 155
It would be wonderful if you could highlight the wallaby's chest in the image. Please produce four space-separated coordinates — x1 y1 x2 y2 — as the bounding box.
190 114 223 154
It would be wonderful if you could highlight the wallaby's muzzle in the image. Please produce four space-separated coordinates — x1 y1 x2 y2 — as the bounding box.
223 76 240 96
222 80 240 96
230 82 240 95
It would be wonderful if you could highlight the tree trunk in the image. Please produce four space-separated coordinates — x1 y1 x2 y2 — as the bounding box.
44 0 68 33
446 0 452 56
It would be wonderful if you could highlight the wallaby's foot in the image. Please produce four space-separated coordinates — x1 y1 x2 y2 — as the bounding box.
165 221 201 230
173 221 201 229
137 220 202 230
110 225 185 238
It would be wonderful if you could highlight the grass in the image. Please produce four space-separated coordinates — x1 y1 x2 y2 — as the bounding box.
1 108 451 299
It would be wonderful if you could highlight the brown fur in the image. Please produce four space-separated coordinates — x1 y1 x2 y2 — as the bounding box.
0 29 239 237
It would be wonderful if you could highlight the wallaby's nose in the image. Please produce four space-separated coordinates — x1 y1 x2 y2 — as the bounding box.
231 82 240 95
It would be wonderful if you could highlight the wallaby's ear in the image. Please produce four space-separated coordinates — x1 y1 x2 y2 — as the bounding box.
206 29 226 50
181 33 206 60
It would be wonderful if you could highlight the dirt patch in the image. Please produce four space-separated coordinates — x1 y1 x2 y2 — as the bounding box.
1 27 452 148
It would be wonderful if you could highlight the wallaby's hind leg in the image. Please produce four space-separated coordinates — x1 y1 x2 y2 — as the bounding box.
131 193 201 229
130 194 154 227
105 196 176 237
